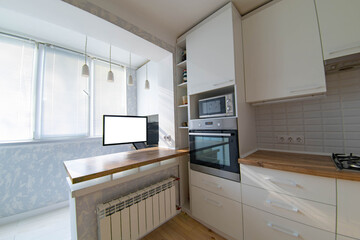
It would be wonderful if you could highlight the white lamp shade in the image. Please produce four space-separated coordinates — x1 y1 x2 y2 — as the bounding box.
81 64 89 77
107 70 114 82
145 79 150 89
128 75 134 86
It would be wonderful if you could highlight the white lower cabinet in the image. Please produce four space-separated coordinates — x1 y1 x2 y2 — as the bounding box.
191 185 243 240
242 184 336 233
337 179 360 239
243 205 335 240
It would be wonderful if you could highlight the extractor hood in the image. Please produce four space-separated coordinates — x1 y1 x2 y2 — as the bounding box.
325 52 360 73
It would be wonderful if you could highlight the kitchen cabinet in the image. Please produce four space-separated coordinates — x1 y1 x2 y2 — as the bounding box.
190 169 243 240
243 205 335 240
241 164 337 239
316 0 360 60
191 185 243 240
337 179 360 239
186 4 237 95
242 0 326 103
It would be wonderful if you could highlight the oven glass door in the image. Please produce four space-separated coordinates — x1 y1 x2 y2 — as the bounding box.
189 130 239 173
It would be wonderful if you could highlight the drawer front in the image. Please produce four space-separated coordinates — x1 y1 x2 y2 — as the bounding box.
242 184 336 232
243 205 335 240
190 170 241 202
191 185 243 240
240 164 336 205
337 179 360 239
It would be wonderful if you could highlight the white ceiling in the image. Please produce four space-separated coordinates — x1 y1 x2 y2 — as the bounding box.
0 0 172 68
86 0 271 45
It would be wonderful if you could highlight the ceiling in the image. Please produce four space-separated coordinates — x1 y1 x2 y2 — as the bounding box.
0 0 172 68
86 0 271 45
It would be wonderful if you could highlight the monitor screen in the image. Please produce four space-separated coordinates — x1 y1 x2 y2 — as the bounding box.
103 115 148 146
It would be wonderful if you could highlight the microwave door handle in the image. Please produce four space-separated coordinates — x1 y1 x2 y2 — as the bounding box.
188 133 232 137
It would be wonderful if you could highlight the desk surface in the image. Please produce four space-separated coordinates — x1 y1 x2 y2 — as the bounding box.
64 147 189 184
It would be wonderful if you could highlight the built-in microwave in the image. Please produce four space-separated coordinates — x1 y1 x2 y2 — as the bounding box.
198 93 234 118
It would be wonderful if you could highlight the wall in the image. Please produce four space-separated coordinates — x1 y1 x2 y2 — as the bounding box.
0 82 137 219
136 62 159 116
255 68 360 154
126 67 137 115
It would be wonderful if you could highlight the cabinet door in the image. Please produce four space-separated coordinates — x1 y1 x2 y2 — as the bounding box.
243 0 326 103
337 179 360 239
191 185 243 240
243 205 335 240
316 0 360 60
187 6 235 95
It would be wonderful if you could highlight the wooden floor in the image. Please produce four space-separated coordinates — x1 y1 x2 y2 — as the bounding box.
143 212 227 240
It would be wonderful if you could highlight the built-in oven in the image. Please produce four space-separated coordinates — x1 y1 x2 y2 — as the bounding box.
189 117 240 182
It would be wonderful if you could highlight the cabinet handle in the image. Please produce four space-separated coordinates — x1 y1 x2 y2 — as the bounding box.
266 199 299 213
289 85 324 93
265 177 298 187
202 179 222 189
329 41 360 55
204 197 222 208
267 222 299 238
213 79 234 87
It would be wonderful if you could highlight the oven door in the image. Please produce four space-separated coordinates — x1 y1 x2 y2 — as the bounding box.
189 130 240 182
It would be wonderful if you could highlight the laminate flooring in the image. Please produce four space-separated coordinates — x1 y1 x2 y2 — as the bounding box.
143 212 227 240
0 207 225 240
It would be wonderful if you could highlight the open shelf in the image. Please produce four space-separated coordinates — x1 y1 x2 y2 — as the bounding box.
177 60 187 68
179 126 189 129
178 104 188 108
178 82 188 87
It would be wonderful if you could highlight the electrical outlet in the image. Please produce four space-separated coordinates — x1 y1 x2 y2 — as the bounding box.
294 135 304 144
286 136 294 144
276 135 287 144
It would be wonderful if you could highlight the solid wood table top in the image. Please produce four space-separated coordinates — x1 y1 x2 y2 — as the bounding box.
239 150 360 181
64 147 189 184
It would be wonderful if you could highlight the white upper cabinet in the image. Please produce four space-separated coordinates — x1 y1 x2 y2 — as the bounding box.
243 0 326 103
316 0 360 60
186 5 236 95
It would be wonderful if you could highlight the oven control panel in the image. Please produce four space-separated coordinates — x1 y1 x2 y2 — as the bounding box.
189 117 237 130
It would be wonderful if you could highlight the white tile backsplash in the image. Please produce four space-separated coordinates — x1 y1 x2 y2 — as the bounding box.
255 68 360 154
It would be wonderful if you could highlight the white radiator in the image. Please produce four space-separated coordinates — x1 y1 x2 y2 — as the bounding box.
97 177 178 240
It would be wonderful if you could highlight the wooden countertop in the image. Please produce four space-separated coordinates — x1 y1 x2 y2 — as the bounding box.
239 150 360 181
64 147 189 184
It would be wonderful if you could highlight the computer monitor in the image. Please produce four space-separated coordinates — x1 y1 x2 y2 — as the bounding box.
103 115 147 146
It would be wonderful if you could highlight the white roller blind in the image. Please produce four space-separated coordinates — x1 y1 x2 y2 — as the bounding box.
41 47 89 137
94 60 126 136
0 35 35 141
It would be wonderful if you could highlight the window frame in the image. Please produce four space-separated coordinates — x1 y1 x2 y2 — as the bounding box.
0 33 128 145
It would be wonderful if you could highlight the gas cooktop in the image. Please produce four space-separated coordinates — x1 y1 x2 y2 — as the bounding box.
332 153 360 171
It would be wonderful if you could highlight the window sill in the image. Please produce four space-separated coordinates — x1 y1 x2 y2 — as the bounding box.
0 136 103 147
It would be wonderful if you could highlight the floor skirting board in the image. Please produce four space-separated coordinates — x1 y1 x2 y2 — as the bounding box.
0 200 69 226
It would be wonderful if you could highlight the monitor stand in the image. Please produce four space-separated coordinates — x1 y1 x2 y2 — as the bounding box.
133 142 147 150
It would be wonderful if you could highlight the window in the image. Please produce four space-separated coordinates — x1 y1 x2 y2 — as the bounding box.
41 47 89 137
93 60 126 136
0 35 35 141
0 33 128 143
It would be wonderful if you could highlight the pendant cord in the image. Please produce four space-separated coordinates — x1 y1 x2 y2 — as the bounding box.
109 45 112 71
84 36 87 63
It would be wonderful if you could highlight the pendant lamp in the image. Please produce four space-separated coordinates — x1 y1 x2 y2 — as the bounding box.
128 52 134 86
81 36 89 77
107 45 114 82
145 63 150 90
